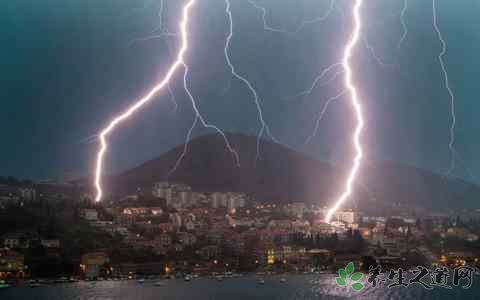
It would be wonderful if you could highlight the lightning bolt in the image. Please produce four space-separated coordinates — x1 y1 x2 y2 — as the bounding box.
397 0 408 50
363 37 395 68
284 63 343 101
224 0 279 161
94 0 239 202
432 0 457 176
304 90 348 145
245 0 348 151
325 0 364 223
247 0 342 104
129 0 178 46
248 0 336 35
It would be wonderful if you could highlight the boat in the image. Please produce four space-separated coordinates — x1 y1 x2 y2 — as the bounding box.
55 277 69 283
137 278 145 284
0 281 10 289
30 283 43 288
154 281 166 287
280 278 287 283
257 279 265 285
184 275 192 282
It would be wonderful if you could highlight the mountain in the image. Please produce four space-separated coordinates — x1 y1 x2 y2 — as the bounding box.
104 133 480 212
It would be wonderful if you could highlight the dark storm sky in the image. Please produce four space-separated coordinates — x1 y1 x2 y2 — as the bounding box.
1 0 479 182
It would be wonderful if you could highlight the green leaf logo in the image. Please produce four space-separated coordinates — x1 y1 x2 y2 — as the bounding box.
345 262 354 275
335 262 364 292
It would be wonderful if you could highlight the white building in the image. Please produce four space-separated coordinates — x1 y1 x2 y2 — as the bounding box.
211 192 228 209
153 182 192 208
289 202 307 217
81 209 98 221
334 210 356 224
212 192 247 211
19 188 36 201
41 239 60 248
170 213 182 228
179 191 191 208
4 238 20 249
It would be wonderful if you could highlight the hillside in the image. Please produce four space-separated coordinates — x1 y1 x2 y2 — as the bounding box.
104 134 480 211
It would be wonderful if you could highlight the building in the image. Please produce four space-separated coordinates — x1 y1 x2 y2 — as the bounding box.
81 209 98 221
153 182 173 206
41 239 60 248
3 237 20 249
211 192 228 209
0 185 20 206
179 191 191 208
334 210 356 224
226 193 247 213
150 207 163 216
170 213 182 228
289 202 307 217
19 188 36 201
152 182 192 208
178 232 197 246
80 252 109 279
0 248 25 278
2 231 38 249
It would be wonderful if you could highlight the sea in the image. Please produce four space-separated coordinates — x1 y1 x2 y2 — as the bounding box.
1 274 479 300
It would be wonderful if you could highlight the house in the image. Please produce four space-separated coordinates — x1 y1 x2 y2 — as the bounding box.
184 220 196 231
113 226 129 236
198 245 220 260
2 231 38 249
41 239 60 248
81 209 98 221
178 232 197 246
4 237 19 249
80 252 109 279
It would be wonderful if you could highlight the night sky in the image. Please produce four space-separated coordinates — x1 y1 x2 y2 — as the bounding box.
1 0 479 183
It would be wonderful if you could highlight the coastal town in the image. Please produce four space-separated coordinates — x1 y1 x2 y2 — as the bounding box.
1 177 480 288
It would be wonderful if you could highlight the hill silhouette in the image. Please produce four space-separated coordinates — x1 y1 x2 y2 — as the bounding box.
104 133 480 212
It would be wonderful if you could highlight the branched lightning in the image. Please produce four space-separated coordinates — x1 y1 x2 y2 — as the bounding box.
166 83 178 113
363 37 395 68
248 0 336 35
284 63 343 101
304 90 348 145
325 0 364 223
129 0 178 46
224 0 279 161
94 0 239 202
397 0 408 50
169 63 241 176
432 0 457 176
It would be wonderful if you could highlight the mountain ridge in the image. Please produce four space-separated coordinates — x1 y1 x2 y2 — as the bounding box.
104 133 480 211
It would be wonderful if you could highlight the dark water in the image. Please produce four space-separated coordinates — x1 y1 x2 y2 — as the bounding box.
2 275 479 300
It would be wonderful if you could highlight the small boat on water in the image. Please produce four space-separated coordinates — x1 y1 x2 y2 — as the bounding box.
154 281 166 287
54 277 69 283
257 279 265 285
184 275 192 282
137 278 145 284
30 283 43 288
280 278 287 283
